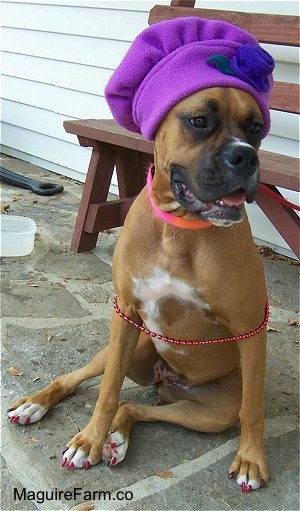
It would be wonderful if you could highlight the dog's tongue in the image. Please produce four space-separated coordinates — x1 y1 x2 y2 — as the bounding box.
221 190 247 207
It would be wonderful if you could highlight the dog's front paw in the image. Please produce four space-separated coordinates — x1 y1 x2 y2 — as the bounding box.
8 399 48 425
102 431 128 466
61 427 104 470
229 454 269 492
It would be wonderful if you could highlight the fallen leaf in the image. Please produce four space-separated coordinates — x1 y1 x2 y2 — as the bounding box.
31 436 41 443
257 246 300 266
282 389 293 395
283 463 293 470
46 334 53 341
257 246 274 260
156 470 176 479
1 204 10 214
7 366 23 376
28 283 38 288
32 376 40 382
36 421 42 430
288 317 299 326
74 503 94 511
267 326 280 332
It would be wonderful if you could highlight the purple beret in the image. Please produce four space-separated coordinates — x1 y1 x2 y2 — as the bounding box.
105 17 274 140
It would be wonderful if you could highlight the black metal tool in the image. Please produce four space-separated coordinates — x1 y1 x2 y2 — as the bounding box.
0 167 64 196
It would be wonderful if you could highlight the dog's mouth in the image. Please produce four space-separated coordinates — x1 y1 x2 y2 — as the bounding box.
172 179 249 225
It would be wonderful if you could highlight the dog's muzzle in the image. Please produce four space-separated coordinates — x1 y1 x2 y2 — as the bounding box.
171 141 260 225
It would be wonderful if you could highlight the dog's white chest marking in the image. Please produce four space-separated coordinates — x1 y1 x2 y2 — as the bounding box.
133 268 209 352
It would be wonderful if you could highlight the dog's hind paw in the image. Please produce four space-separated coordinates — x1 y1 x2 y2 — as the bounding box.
8 402 48 425
102 431 128 466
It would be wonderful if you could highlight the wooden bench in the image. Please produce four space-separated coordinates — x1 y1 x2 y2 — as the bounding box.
64 0 300 258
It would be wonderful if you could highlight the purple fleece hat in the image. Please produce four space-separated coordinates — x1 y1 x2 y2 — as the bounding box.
105 17 274 140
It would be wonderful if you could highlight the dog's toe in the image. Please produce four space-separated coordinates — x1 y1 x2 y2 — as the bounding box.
236 474 261 492
62 447 91 470
8 402 48 425
102 431 128 466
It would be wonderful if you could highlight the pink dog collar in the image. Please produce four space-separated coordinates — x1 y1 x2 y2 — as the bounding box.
147 169 212 230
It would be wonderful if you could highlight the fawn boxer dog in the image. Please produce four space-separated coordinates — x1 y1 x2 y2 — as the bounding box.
8 17 275 492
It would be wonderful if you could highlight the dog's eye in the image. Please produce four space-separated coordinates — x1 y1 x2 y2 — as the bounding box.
190 117 208 129
250 123 262 135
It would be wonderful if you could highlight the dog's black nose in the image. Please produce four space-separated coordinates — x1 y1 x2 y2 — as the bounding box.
224 144 259 175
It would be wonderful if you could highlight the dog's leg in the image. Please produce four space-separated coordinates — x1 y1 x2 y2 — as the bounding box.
229 330 268 492
61 307 141 470
102 368 242 466
7 347 110 425
7 328 158 426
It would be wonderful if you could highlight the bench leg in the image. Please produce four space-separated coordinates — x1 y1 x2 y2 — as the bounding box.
255 186 300 259
82 151 151 235
71 148 116 253
116 149 151 198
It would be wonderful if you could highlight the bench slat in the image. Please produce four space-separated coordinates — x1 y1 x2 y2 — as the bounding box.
259 151 299 191
149 5 300 46
270 82 300 114
64 119 154 154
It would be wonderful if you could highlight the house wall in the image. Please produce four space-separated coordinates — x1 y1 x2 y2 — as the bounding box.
1 0 299 256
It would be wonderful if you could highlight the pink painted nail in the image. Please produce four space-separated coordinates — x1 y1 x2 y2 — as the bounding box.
67 462 74 470
12 416 20 423
110 456 117 466
61 457 67 468
85 461 91 470
245 485 252 494
25 417 31 424
260 479 266 488
228 471 236 479
241 482 247 492
110 442 117 449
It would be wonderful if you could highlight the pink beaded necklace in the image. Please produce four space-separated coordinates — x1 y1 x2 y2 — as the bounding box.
113 297 269 347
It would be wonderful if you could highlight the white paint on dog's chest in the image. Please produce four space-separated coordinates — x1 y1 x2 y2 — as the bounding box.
133 268 209 352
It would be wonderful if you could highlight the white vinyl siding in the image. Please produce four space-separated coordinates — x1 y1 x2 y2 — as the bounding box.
1 0 299 256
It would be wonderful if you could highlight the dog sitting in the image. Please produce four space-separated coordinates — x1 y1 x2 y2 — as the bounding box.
8 17 274 493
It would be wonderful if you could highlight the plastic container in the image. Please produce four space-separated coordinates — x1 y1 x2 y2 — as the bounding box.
0 215 37 257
